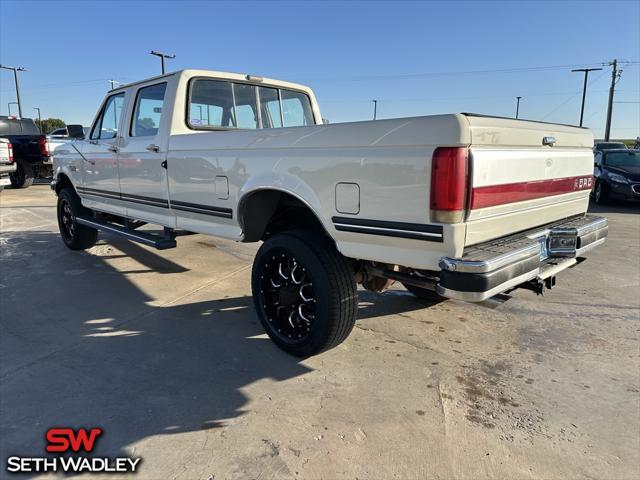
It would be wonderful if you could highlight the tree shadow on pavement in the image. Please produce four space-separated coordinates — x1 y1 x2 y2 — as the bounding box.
0 230 437 464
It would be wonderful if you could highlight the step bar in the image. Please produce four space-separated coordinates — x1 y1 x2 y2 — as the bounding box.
75 216 177 250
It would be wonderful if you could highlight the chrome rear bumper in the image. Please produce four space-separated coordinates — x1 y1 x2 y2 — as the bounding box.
437 215 608 301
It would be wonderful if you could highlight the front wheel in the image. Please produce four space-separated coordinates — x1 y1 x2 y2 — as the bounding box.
594 181 608 205
57 188 98 250
251 231 358 357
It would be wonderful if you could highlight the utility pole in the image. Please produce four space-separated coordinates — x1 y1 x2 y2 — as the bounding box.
108 79 120 90
0 65 27 117
150 50 175 74
571 67 602 126
604 59 621 141
372 99 378 120
33 107 42 132
515 96 522 119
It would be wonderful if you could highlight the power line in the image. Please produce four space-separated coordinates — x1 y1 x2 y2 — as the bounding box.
298 62 638 83
541 69 609 120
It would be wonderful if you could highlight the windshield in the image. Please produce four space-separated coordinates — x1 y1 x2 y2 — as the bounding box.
605 151 640 167
596 143 626 150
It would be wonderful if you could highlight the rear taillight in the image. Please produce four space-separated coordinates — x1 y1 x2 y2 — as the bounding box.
8 143 13 163
38 137 50 156
430 147 469 223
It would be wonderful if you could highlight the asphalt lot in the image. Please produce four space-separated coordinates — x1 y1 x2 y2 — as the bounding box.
1 183 639 479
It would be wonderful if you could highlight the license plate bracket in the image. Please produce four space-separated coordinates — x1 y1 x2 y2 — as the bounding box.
548 227 578 257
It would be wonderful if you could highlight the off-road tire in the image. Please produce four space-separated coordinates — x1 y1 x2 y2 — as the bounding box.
9 159 34 189
402 282 444 302
57 187 98 250
252 231 358 357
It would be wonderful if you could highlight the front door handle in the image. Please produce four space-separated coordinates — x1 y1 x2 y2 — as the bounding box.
161 160 167 169
146 144 160 153
107 145 118 153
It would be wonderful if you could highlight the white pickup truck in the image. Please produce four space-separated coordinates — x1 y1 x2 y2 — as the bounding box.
52 69 607 356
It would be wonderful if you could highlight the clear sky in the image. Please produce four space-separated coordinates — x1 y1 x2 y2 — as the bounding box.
1 0 638 139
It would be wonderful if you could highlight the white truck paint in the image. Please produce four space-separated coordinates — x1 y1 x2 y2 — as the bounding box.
52 69 607 356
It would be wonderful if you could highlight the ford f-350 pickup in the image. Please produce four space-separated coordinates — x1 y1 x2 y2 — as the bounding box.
52 69 607 356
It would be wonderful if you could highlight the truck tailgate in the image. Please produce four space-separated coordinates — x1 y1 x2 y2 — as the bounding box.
463 114 594 246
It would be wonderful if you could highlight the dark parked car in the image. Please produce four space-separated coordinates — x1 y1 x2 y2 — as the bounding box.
0 116 52 188
593 149 640 204
593 141 627 153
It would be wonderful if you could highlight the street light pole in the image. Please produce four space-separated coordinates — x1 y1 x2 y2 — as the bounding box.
8 102 18 116
0 65 27 117
150 50 176 74
372 99 378 120
515 96 522 119
33 107 42 132
108 79 120 90
571 67 602 126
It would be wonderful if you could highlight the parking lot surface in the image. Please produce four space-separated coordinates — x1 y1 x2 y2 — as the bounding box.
1 184 639 479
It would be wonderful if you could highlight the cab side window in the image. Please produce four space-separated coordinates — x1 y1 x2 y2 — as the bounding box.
131 83 167 137
281 90 314 127
90 93 125 140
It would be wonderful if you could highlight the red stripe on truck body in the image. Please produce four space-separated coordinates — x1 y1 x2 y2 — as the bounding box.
470 175 593 209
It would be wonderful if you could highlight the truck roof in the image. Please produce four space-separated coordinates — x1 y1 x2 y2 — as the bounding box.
110 69 314 95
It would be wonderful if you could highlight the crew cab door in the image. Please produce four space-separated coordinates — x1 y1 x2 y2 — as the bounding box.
81 92 127 216
117 81 174 226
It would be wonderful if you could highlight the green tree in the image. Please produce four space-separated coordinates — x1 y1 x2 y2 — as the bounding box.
34 118 66 134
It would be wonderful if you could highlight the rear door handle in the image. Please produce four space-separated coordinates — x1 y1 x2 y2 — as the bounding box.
107 145 118 153
161 160 167 169
146 144 160 153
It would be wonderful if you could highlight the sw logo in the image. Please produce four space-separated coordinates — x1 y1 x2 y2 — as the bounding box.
46 427 103 453
5 427 141 474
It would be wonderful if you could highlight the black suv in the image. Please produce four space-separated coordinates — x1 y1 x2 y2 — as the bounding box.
593 149 640 204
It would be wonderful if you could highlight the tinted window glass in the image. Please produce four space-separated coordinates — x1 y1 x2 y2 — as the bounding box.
189 80 235 128
0 119 39 135
233 84 258 129
259 87 282 128
91 93 124 140
281 90 314 127
605 151 640 167
50 128 67 136
131 83 167 137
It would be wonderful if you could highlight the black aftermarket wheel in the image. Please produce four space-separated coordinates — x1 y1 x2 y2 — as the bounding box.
57 188 98 250
251 231 358 357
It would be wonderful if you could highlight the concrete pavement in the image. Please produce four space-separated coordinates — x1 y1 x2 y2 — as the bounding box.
1 184 639 479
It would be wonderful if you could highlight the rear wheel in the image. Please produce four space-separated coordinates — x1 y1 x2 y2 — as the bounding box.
57 188 98 250
9 159 34 189
252 231 357 357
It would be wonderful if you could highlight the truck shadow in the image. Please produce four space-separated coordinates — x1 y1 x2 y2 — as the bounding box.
0 230 433 463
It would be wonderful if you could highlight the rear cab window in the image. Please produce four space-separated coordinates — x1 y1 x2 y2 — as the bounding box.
187 78 314 130
0 118 40 135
